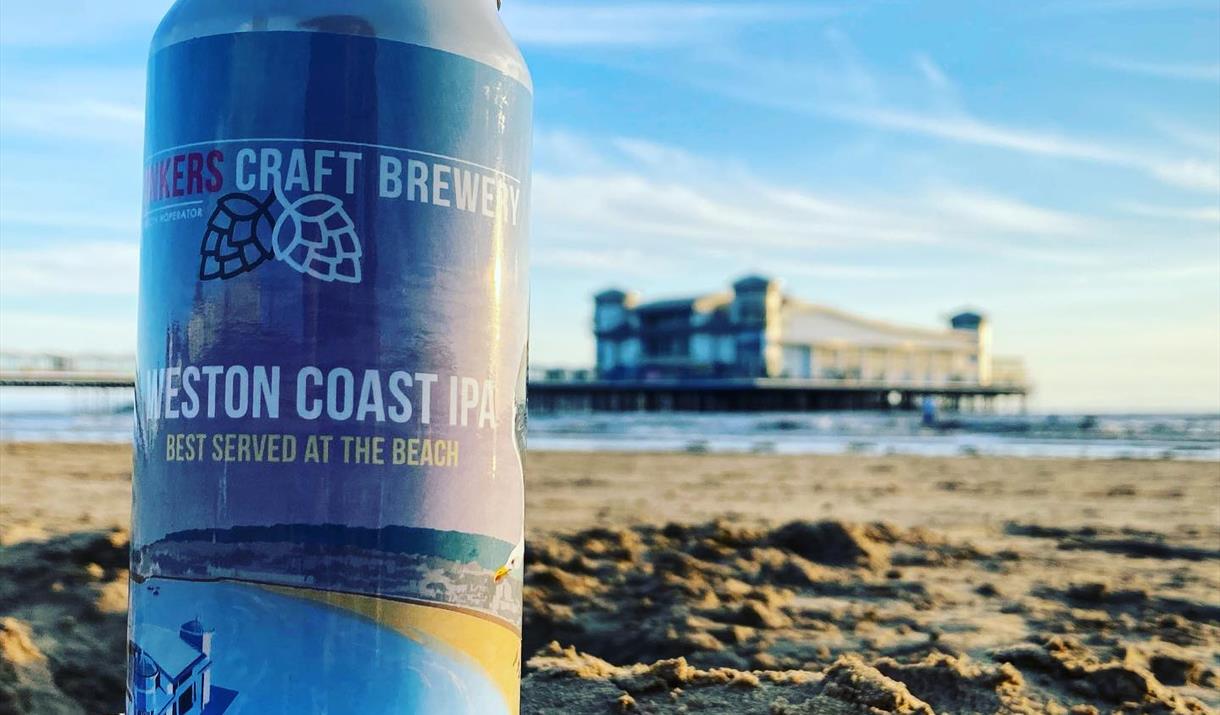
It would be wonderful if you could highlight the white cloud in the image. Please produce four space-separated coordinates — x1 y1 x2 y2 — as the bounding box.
1 97 144 146
828 105 1220 193
1118 203 1220 223
533 169 939 252
926 190 1096 236
1102 263 1220 281
611 137 725 177
831 106 1117 162
534 247 664 275
0 211 139 234
0 241 139 297
1087 55 1220 82
1041 0 1219 14
762 260 912 280
599 33 1218 195
554 20 1219 197
534 130 619 173
0 66 146 147
531 132 1110 280
0 312 136 353
0 2 169 47
1149 159 1220 192
502 1 838 47
913 52 951 91
1148 117 1220 156
539 132 951 246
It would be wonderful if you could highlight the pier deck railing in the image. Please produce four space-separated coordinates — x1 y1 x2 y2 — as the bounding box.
1 353 1029 412
527 376 1029 413
0 352 136 388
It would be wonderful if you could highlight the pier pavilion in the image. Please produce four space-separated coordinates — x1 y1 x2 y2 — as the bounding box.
530 275 1029 413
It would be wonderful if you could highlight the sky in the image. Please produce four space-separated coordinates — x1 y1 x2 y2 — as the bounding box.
1 1 1218 412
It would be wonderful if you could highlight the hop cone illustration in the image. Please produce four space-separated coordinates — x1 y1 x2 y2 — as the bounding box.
199 193 276 280
272 193 363 283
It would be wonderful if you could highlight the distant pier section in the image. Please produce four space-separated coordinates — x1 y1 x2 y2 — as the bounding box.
530 275 1030 413
0 353 135 388
2 274 1030 414
528 373 1028 413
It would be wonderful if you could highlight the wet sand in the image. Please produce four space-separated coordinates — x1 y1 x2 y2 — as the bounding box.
1 442 1218 713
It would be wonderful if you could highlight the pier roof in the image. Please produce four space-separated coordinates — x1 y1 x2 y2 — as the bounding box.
780 300 976 349
636 297 698 312
134 624 204 678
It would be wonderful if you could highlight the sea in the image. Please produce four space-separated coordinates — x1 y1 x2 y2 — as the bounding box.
1 386 1217 461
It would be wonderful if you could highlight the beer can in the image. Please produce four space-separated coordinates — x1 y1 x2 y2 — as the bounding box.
129 1 531 712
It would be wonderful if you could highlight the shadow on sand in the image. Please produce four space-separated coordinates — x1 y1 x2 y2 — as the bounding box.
0 529 129 714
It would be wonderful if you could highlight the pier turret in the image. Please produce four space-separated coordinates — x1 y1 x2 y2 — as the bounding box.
594 288 640 379
951 311 992 386
731 275 782 377
129 651 160 715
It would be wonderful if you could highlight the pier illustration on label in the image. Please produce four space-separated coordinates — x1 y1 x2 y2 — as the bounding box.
128 617 236 715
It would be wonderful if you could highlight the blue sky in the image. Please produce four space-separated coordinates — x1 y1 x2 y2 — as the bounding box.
1 1 1218 411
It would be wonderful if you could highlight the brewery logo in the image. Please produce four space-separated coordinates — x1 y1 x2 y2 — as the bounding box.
200 186 363 284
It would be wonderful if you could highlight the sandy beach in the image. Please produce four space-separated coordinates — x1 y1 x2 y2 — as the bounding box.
1 442 1218 713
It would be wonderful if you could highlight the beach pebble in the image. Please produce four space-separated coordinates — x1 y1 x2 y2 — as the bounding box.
735 601 793 630
769 521 890 570
1148 650 1206 686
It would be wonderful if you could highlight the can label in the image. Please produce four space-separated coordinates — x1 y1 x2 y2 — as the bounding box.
130 31 530 714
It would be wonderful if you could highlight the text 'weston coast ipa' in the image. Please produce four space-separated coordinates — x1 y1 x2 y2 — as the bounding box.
128 1 531 712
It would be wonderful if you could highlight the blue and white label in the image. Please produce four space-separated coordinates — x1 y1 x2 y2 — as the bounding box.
131 30 531 715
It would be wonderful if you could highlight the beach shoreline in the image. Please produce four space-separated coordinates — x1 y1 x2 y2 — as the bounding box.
2 442 1218 713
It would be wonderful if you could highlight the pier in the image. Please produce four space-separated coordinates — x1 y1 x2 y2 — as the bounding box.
0 353 136 388
0 372 135 388
1 354 1029 413
528 376 1028 413
581 276 1033 413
